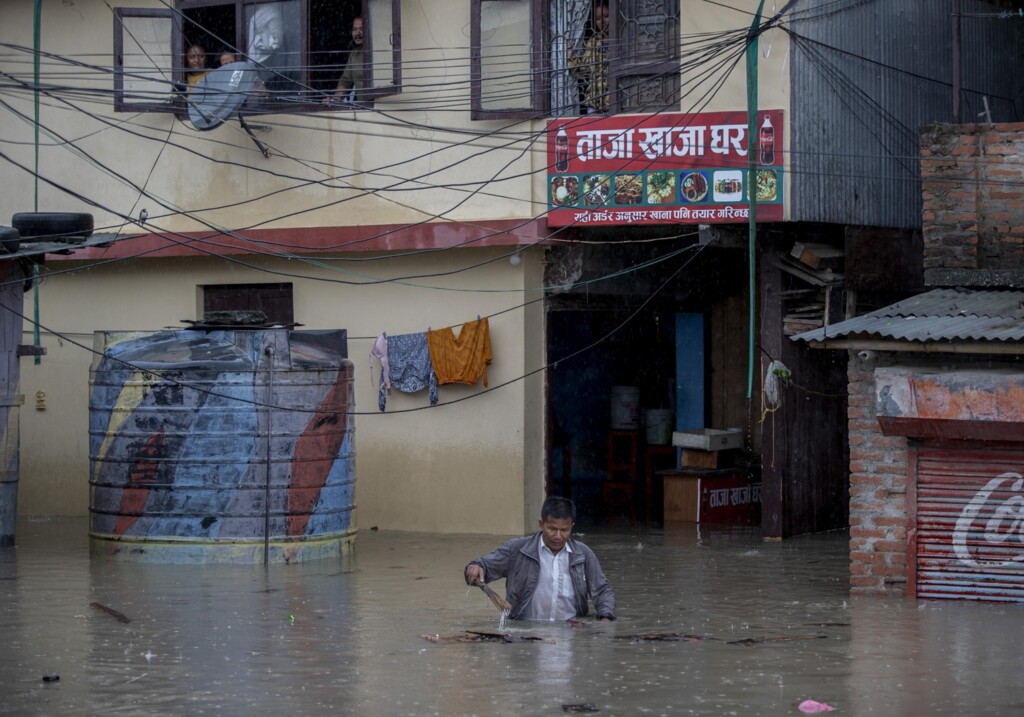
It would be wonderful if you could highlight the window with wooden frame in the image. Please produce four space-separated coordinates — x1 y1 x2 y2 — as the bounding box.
470 0 679 119
113 0 400 114
203 282 295 325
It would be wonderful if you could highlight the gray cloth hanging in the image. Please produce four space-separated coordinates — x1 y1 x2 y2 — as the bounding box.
379 332 438 411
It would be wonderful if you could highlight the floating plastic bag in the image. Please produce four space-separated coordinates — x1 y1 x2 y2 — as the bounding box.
798 699 835 713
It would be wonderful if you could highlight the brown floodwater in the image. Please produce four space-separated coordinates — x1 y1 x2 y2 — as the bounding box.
1 518 1022 716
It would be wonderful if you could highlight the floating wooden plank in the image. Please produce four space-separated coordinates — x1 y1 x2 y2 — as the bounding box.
421 631 551 644
89 601 131 624
618 632 713 643
727 634 826 646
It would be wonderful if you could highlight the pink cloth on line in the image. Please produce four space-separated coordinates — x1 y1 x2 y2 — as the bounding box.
370 333 390 390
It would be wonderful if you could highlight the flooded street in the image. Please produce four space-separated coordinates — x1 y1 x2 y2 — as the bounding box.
2 519 1022 716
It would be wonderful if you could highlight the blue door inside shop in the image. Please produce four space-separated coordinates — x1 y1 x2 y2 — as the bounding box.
675 312 705 432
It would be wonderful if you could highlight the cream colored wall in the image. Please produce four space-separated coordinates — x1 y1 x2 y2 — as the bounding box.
684 3 791 112
520 250 546 528
16 248 544 536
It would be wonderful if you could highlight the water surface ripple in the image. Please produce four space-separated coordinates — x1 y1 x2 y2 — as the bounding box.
1 519 1021 716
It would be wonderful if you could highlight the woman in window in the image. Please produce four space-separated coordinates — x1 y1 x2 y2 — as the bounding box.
185 44 209 93
569 2 609 114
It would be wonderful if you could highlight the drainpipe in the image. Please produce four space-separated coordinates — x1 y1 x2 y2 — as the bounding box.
746 0 765 399
32 0 42 363
264 344 275 567
952 0 961 123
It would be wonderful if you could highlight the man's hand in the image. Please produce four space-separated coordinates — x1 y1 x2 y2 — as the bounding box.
464 563 484 586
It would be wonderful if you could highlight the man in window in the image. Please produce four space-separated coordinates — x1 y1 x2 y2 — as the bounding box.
329 16 367 104
569 2 609 114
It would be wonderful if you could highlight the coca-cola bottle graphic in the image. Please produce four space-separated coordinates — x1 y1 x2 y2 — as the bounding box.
759 115 775 166
555 126 569 172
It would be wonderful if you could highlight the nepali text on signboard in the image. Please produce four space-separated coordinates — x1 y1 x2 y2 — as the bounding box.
546 110 784 228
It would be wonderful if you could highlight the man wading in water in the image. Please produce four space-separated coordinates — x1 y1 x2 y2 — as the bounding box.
464 497 616 622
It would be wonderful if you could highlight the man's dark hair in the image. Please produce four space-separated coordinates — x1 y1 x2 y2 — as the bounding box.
541 496 576 522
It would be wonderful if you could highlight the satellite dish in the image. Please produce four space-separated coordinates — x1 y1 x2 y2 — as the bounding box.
187 62 259 131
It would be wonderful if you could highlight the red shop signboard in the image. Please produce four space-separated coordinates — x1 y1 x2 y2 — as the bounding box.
546 110 784 228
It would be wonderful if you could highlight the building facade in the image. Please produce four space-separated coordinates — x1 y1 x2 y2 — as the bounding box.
2 0 1022 543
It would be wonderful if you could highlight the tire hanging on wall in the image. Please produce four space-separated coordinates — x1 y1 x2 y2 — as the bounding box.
11 212 94 243
0 226 20 253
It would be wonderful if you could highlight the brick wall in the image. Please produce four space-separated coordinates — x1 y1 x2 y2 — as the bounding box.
921 122 1024 273
847 353 908 595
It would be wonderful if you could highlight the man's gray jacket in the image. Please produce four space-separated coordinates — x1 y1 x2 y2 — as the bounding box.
468 532 616 620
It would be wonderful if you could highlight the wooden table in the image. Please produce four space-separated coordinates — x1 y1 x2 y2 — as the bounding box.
660 468 760 524
643 444 677 526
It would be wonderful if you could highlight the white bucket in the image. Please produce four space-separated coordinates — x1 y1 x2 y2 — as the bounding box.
610 386 641 430
644 409 674 445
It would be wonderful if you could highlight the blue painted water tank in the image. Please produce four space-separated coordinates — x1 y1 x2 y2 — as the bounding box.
88 328 355 563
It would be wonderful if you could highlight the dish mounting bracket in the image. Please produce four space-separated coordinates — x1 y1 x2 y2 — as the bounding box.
238 115 271 159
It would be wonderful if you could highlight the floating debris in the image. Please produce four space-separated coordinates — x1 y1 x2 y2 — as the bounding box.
798 698 835 713
562 703 599 713
41 674 60 683
421 630 550 644
728 635 826 646
89 602 131 624
618 632 711 643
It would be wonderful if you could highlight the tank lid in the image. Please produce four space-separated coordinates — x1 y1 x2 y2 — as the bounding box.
182 310 301 331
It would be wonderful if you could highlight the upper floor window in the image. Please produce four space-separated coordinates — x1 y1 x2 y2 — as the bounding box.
203 282 294 325
113 0 401 114
470 0 679 119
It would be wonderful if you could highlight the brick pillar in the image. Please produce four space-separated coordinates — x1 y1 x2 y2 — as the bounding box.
847 353 909 595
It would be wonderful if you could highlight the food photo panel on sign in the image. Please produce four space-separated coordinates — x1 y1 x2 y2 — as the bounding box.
712 170 744 203
680 171 708 203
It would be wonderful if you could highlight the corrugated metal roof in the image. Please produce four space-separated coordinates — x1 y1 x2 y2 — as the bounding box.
791 288 1024 343
0 233 128 260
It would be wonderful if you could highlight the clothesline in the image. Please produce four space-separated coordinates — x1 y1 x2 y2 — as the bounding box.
383 314 483 339
369 315 493 411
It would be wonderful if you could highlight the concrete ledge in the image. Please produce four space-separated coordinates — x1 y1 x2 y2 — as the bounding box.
875 366 1024 439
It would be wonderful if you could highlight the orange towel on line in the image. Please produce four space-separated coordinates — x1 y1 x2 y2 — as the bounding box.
426 317 492 387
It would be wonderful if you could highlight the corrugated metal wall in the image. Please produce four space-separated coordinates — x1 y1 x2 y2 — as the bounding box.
788 0 1024 229
911 443 1024 602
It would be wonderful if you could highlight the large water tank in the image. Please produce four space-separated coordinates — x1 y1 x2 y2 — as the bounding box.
88 328 355 563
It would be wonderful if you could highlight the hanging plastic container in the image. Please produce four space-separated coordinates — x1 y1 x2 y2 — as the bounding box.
88 328 355 563
644 408 674 445
610 386 641 430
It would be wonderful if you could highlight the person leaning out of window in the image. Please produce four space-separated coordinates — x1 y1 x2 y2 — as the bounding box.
569 1 609 114
325 16 367 104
